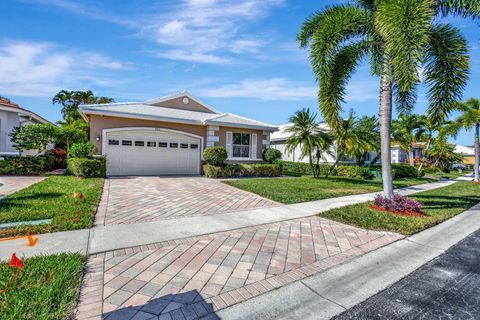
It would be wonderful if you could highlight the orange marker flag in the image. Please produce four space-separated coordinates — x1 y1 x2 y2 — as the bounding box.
72 191 78 198
9 253 23 269
27 235 38 247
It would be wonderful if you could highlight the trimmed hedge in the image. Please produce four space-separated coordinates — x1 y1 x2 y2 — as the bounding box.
262 148 282 164
69 142 95 158
279 161 333 176
204 164 282 178
0 155 54 175
203 146 228 166
336 165 374 180
392 164 420 178
67 157 106 178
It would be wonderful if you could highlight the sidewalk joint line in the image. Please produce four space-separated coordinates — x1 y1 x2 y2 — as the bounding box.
300 280 347 310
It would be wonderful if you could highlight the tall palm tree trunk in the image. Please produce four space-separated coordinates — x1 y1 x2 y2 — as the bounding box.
379 64 394 199
408 146 414 166
418 138 431 173
474 122 479 182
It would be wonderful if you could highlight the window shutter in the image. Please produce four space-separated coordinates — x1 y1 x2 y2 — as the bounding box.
226 131 233 158
251 133 257 159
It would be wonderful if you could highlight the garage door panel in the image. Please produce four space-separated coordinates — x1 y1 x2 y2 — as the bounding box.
105 130 201 176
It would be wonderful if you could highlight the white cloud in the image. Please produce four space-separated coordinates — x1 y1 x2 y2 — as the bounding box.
0 41 129 97
140 0 284 63
198 78 316 100
27 0 286 64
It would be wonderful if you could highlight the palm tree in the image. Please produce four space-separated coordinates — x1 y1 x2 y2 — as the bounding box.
417 115 441 173
392 114 425 166
428 135 463 170
352 115 380 166
298 1 473 198
453 98 480 181
330 110 365 172
285 108 331 177
53 90 114 124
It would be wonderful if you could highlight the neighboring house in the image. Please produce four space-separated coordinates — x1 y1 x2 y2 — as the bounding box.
390 143 425 164
0 97 52 156
78 91 278 176
270 123 337 163
270 122 376 165
454 144 475 165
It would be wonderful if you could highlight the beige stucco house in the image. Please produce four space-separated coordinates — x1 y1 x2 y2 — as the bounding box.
0 97 52 156
79 92 278 176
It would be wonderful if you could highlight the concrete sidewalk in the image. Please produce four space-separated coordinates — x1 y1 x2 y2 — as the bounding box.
216 203 480 320
0 180 456 261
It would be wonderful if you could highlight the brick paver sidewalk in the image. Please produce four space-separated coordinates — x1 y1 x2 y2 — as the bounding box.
75 217 403 320
95 177 278 226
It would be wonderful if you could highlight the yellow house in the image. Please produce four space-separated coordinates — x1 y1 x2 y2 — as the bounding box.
454 144 475 165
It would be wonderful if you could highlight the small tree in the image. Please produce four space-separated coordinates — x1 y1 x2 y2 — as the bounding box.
9 124 56 155
55 125 88 154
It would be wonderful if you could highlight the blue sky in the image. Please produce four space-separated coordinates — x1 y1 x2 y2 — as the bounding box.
1 0 479 145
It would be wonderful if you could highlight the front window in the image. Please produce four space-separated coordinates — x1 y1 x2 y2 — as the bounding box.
233 133 250 158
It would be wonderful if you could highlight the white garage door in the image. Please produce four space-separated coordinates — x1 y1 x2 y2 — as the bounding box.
105 129 201 176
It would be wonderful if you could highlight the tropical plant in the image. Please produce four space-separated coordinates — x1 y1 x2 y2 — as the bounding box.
285 108 333 177
54 125 88 154
53 90 114 124
428 136 463 170
9 124 57 154
392 113 426 166
298 0 473 198
352 115 380 166
451 98 480 181
69 142 95 159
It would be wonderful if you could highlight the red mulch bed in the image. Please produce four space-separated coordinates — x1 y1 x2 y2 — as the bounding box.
369 205 424 217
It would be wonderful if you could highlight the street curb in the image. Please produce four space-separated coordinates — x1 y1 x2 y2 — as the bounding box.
216 202 480 320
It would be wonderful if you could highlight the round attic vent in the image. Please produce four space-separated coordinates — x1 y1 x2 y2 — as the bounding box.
182 97 189 105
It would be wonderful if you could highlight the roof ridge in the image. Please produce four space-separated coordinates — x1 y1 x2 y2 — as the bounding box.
80 101 140 108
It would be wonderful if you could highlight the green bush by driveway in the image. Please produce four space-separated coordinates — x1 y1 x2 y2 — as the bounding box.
0 253 85 320
0 156 54 175
67 157 106 178
0 176 104 238
204 163 282 178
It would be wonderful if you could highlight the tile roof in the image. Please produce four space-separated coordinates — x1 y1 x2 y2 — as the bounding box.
79 93 278 131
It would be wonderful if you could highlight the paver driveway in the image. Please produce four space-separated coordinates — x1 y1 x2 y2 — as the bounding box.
75 217 403 320
96 177 278 226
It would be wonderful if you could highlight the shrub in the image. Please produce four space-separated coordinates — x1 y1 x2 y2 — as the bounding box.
203 146 228 166
279 161 334 176
392 164 418 178
49 148 68 169
336 165 374 180
262 148 282 164
203 164 282 178
0 155 54 175
69 142 95 158
67 157 106 178
373 193 422 213
203 164 240 178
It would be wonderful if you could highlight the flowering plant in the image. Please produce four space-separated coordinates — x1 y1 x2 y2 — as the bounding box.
373 193 422 213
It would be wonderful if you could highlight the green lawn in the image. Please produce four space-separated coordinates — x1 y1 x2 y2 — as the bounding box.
0 176 104 238
322 181 480 235
224 176 434 204
0 253 85 320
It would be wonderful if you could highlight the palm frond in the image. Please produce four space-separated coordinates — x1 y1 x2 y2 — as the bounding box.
435 0 480 19
317 41 370 128
424 23 470 123
375 0 435 94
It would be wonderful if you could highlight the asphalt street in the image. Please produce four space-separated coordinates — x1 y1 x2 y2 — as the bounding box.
334 229 480 320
